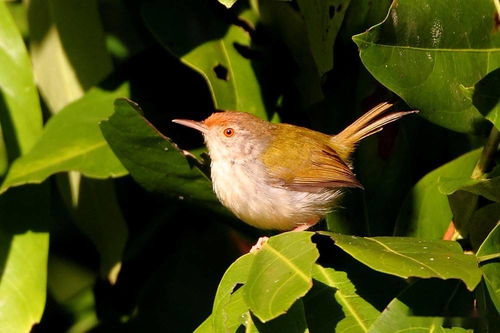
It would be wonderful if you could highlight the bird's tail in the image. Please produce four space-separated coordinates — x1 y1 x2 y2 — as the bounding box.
331 102 417 160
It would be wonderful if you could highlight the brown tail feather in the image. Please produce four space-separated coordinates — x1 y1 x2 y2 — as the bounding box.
331 102 417 160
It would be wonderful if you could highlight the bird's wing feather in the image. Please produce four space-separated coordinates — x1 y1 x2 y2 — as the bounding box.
261 126 362 193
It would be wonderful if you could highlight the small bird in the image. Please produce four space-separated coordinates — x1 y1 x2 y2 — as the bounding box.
173 103 415 238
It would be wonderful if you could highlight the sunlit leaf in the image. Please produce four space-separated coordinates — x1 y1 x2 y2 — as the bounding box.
0 85 129 193
0 185 50 332
0 2 42 162
245 232 319 322
218 0 238 9
27 0 113 112
322 232 482 290
212 254 254 332
354 0 499 133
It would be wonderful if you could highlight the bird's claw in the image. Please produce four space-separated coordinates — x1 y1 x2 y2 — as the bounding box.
250 236 269 253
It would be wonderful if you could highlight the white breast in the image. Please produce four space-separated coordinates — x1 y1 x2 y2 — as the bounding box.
210 158 341 230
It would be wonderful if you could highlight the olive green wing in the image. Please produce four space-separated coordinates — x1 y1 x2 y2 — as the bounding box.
261 127 362 192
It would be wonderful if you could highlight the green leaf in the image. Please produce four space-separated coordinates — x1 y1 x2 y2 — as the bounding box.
0 85 129 193
473 68 500 131
353 0 499 133
0 185 50 332
369 279 473 333
296 0 350 76
306 265 380 332
244 232 319 322
395 149 481 238
439 176 500 203
27 0 113 112
218 0 238 9
142 0 267 118
477 223 500 313
0 2 43 161
322 232 482 291
212 254 255 332
100 98 218 207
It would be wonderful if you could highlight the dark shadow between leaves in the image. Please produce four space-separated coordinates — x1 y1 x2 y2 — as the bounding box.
303 280 345 333
473 68 500 121
0 91 21 164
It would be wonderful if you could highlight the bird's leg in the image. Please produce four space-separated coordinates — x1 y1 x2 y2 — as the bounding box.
292 218 320 232
250 236 269 253
250 219 319 253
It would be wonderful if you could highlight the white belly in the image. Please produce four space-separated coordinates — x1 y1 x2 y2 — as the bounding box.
211 159 341 230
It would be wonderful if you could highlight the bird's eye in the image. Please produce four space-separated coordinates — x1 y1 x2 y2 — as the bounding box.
223 128 235 137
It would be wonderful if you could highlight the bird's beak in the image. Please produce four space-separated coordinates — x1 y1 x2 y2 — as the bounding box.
172 119 207 134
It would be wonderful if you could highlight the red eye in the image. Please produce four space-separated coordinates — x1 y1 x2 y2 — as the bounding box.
223 128 235 137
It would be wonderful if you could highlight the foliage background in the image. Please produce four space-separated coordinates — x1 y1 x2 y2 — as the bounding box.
0 0 499 332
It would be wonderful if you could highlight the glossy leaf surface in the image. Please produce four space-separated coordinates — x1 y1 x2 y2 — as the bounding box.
245 232 319 322
0 85 129 192
100 99 218 207
354 0 499 133
323 232 482 290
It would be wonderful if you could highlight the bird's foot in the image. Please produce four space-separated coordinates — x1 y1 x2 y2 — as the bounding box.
250 236 269 253
292 220 318 232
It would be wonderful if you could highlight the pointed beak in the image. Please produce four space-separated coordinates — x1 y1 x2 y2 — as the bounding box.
172 119 207 134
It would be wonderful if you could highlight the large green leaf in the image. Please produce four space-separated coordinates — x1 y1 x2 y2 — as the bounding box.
142 0 267 118
100 98 218 207
27 0 113 112
305 265 380 332
0 185 50 332
395 149 481 238
0 4 48 331
353 0 499 133
244 232 319 322
322 232 482 291
0 85 129 193
369 279 472 333
0 2 42 161
296 0 350 76
477 223 500 313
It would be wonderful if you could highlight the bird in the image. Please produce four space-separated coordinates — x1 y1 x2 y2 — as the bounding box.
173 102 416 249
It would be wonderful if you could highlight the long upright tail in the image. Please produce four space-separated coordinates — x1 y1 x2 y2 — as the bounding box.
331 102 417 160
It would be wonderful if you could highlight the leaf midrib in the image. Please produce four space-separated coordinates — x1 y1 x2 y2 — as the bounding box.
2 141 109 189
356 39 500 53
